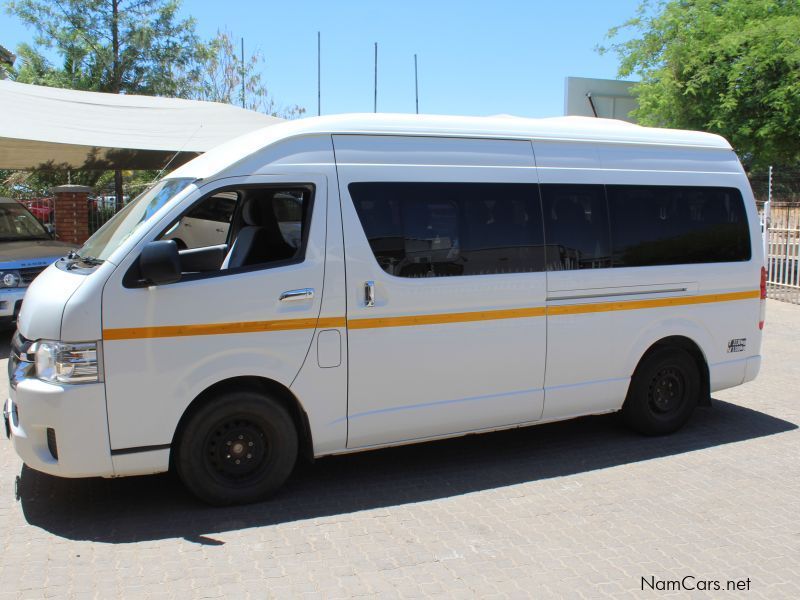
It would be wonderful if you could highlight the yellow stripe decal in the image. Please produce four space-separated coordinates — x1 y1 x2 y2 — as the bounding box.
348 289 759 329
346 306 547 330
103 316 347 341
547 289 760 317
103 290 759 340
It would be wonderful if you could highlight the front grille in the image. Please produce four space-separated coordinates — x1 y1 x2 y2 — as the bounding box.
46 428 58 460
19 266 46 286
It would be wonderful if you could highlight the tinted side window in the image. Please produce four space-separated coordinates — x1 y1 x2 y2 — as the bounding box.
608 186 751 266
541 184 612 270
349 182 545 278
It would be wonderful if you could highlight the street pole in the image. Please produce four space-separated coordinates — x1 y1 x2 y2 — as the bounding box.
764 165 772 268
241 37 246 108
414 54 419 114
317 31 321 116
374 42 378 113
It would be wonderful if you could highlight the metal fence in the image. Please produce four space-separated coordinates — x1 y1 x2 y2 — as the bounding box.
762 205 800 304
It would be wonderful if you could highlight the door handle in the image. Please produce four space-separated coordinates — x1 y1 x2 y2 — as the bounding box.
364 281 375 307
279 288 314 303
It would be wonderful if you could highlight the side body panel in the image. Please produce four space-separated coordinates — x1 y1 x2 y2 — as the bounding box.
535 140 762 421
334 135 548 449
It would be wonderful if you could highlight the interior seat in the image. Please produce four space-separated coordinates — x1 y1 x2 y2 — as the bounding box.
222 193 297 269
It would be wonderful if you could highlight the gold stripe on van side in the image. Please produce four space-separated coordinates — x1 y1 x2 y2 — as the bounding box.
348 289 760 330
547 289 760 317
103 316 347 341
346 306 548 330
102 290 759 340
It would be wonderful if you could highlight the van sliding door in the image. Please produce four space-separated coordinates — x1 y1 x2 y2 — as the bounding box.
334 135 547 448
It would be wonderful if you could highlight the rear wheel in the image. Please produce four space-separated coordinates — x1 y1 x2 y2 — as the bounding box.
622 347 700 435
175 390 298 505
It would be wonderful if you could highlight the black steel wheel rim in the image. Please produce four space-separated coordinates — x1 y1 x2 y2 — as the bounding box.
203 417 270 482
648 367 686 414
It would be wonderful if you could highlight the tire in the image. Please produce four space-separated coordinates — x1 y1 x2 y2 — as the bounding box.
622 347 700 436
175 390 298 505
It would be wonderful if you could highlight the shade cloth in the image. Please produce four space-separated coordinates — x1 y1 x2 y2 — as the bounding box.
0 80 282 170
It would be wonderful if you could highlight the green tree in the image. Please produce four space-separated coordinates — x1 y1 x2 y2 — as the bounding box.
8 0 206 96
602 0 800 171
193 30 305 119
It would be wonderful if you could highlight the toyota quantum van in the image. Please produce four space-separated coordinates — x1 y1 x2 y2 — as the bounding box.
5 114 765 504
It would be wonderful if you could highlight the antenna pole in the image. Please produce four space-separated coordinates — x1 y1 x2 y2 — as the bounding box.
414 54 419 114
317 31 321 116
240 37 245 108
374 42 378 113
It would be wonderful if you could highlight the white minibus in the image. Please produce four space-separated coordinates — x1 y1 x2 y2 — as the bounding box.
4 114 765 504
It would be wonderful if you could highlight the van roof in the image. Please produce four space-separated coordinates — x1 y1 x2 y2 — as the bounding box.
169 113 733 180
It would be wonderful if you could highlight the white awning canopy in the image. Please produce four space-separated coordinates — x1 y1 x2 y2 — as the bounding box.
0 80 282 170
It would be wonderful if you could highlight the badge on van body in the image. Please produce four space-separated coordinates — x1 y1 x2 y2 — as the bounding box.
727 338 747 353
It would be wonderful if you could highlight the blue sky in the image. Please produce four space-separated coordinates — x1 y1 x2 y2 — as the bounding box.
2 0 641 118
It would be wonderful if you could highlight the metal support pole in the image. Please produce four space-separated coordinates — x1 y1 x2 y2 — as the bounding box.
374 43 378 113
764 165 772 267
414 54 419 114
241 38 246 108
317 32 321 116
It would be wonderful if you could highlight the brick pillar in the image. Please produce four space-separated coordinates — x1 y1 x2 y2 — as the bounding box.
51 185 92 246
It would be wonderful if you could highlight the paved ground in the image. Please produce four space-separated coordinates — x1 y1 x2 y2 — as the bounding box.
0 299 798 599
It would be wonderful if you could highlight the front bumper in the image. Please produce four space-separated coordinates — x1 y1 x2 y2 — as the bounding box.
5 378 114 478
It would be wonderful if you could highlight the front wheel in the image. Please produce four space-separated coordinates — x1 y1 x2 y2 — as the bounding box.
622 347 700 436
175 391 298 505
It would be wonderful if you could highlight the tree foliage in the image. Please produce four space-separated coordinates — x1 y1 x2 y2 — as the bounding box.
7 0 206 96
602 0 800 170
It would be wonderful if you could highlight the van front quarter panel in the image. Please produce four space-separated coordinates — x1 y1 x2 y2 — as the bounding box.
100 173 337 475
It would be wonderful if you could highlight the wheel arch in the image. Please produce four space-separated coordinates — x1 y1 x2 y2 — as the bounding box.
632 335 711 407
170 375 314 465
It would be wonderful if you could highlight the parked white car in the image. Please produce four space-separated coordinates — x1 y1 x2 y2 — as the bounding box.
162 191 236 250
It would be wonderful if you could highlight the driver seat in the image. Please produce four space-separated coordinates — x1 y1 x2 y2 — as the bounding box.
222 195 295 269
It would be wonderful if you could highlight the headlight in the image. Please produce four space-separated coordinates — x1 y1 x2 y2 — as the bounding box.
0 271 21 288
31 340 101 384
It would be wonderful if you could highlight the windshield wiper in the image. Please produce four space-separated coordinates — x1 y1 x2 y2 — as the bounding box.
66 251 103 267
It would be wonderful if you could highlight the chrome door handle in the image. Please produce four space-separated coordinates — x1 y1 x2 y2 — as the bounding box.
364 281 375 307
279 288 314 303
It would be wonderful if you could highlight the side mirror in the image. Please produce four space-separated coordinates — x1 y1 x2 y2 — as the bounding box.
139 240 181 285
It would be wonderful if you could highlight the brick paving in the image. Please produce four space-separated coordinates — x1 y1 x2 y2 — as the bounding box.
1 299 798 599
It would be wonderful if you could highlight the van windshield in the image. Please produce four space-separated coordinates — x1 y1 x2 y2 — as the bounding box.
77 178 195 263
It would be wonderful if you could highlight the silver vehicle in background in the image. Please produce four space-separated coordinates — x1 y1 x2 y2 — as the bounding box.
0 198 72 327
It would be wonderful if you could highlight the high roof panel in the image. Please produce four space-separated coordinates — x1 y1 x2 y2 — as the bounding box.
171 113 732 180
